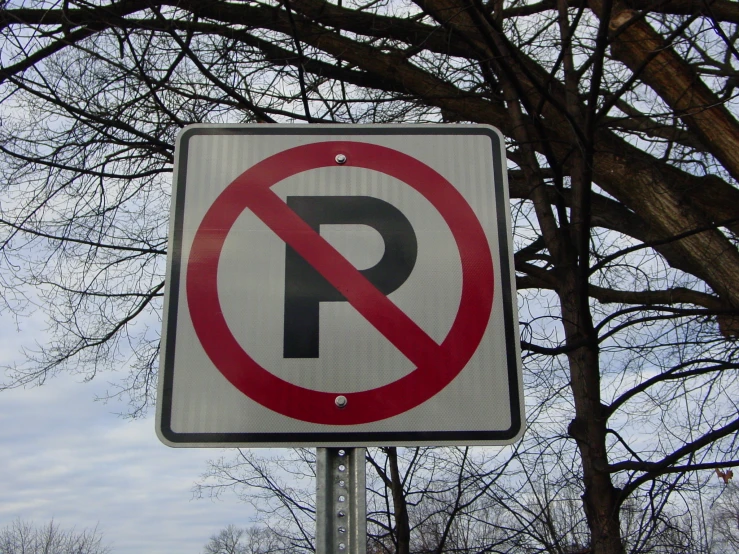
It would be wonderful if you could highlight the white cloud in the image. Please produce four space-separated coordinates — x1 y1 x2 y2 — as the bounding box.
0 362 258 553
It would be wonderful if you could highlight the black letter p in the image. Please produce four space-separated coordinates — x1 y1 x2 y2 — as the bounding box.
284 196 417 358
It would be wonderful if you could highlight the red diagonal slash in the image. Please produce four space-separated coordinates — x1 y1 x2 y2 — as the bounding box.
244 185 444 369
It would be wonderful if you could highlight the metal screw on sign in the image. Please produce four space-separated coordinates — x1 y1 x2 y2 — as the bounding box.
335 154 347 164
316 448 366 554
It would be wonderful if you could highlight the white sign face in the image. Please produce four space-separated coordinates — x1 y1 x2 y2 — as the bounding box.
156 125 523 447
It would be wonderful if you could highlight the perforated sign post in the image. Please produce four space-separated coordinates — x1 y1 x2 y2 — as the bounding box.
156 124 523 448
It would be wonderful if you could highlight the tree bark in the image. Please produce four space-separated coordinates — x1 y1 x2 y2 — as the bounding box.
589 0 739 185
387 448 411 554
560 280 625 554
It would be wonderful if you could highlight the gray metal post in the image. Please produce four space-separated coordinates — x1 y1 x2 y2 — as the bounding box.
316 447 366 554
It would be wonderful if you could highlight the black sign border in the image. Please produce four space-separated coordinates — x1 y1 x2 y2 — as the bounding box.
157 125 523 447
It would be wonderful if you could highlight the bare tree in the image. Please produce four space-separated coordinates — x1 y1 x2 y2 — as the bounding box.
205 525 247 554
196 449 318 553
0 519 110 554
204 524 298 554
708 477 739 553
2 1 739 552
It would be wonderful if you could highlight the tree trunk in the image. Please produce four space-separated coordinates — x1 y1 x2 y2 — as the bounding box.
559 277 625 554
589 0 739 185
387 447 411 554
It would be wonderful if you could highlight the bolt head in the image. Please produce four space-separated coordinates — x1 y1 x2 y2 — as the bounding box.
335 154 347 164
335 395 348 408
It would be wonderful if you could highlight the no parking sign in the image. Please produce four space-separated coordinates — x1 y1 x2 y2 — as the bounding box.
156 125 523 446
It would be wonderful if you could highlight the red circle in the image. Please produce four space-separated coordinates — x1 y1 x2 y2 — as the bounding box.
186 141 494 424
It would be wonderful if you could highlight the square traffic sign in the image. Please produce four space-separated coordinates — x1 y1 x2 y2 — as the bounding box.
156 125 523 447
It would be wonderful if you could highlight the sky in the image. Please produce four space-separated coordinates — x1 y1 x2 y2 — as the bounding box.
0 314 256 553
